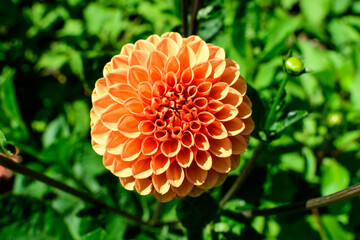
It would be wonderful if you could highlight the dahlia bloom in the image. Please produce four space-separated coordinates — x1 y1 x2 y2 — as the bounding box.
90 32 254 202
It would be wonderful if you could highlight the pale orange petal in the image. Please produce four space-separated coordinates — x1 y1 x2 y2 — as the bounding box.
229 134 248 155
121 138 142 161
135 178 153 195
237 101 252 119
156 38 179 57
209 138 232 157
147 50 168 70
209 82 229 100
181 131 194 148
209 59 226 78
124 97 144 117
103 62 112 77
176 147 193 168
186 162 208 186
120 43 134 56
141 136 159 156
220 67 240 86
214 104 238 122
204 120 228 139
146 34 161 46
119 176 136 190
194 150 212 170
193 62 212 79
194 97 208 110
188 40 209 63
93 94 116 116
165 72 177 89
152 173 170 194
207 99 224 114
132 158 152 179
241 117 255 135
127 65 149 90
134 39 155 53
91 139 106 155
197 111 215 126
161 139 181 158
172 178 194 197
196 81 212 97
153 189 176 202
221 87 243 107
151 153 170 175
101 103 128 130
166 161 185 187
108 83 138 104
198 169 219 190
232 75 247 95
165 56 180 75
180 67 194 86
211 155 231 173
153 81 167 98
91 119 111 145
106 69 128 87
129 50 149 67
118 115 141 138
208 45 225 59
137 82 153 105
161 32 183 47
111 55 129 70
94 78 108 99
223 117 245 136
112 155 134 178
177 45 196 72
106 131 127 155
194 133 210 151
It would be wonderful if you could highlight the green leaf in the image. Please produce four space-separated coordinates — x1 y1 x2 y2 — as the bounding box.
0 129 6 151
320 158 350 196
0 195 72 240
269 110 308 135
176 193 218 237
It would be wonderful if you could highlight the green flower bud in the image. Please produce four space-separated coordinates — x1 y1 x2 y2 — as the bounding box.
284 56 305 76
327 112 343 127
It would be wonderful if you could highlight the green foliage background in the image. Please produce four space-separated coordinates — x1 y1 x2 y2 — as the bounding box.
1 0 360 239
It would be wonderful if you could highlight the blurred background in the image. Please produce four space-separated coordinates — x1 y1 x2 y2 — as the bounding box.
1 0 360 239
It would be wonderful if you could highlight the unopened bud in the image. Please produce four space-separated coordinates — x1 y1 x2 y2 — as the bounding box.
284 56 305 76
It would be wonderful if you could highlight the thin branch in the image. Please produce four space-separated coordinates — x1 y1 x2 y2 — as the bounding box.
219 142 264 208
240 183 360 218
188 0 202 36
0 154 148 226
181 0 189 37
150 201 163 226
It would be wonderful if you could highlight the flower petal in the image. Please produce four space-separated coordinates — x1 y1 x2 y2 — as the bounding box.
209 138 232 157
220 67 240 86
106 68 128 87
119 176 136 190
166 161 185 187
198 169 219 190
241 117 255 135
134 39 155 53
124 97 144 117
172 178 194 197
189 187 205 197
186 162 208 186
208 44 225 59
121 138 142 161
229 134 248 155
223 117 245 136
180 67 194 86
127 65 149 90
176 147 193 168
146 34 161 46
91 119 111 145
209 58 226 78
165 56 180 75
153 189 176 202
204 121 228 139
93 94 116 116
152 173 170 194
118 114 141 138
156 38 179 57
111 55 129 70
151 153 170 175
214 104 239 122
197 111 215 126
106 131 127 155
177 45 196 72
194 150 212 170
129 50 149 67
120 43 134 56
237 101 252 119
209 82 230 100
135 178 153 195
181 131 194 148
147 50 168 70
101 103 128 130
221 87 243 107
188 40 209 63
211 155 231 173
141 136 159 156
137 82 153 105
161 139 181 158
193 62 212 79
132 158 152 179
230 154 241 171
194 133 210 151
109 83 138 104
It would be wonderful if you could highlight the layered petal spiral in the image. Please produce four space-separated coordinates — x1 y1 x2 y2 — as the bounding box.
90 32 254 202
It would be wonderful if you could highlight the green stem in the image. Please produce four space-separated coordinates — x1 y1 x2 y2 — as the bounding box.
219 142 264 208
0 154 148 226
264 74 289 130
188 0 202 36
181 0 189 37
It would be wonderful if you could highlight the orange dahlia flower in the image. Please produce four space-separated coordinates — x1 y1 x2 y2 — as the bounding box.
90 32 254 202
